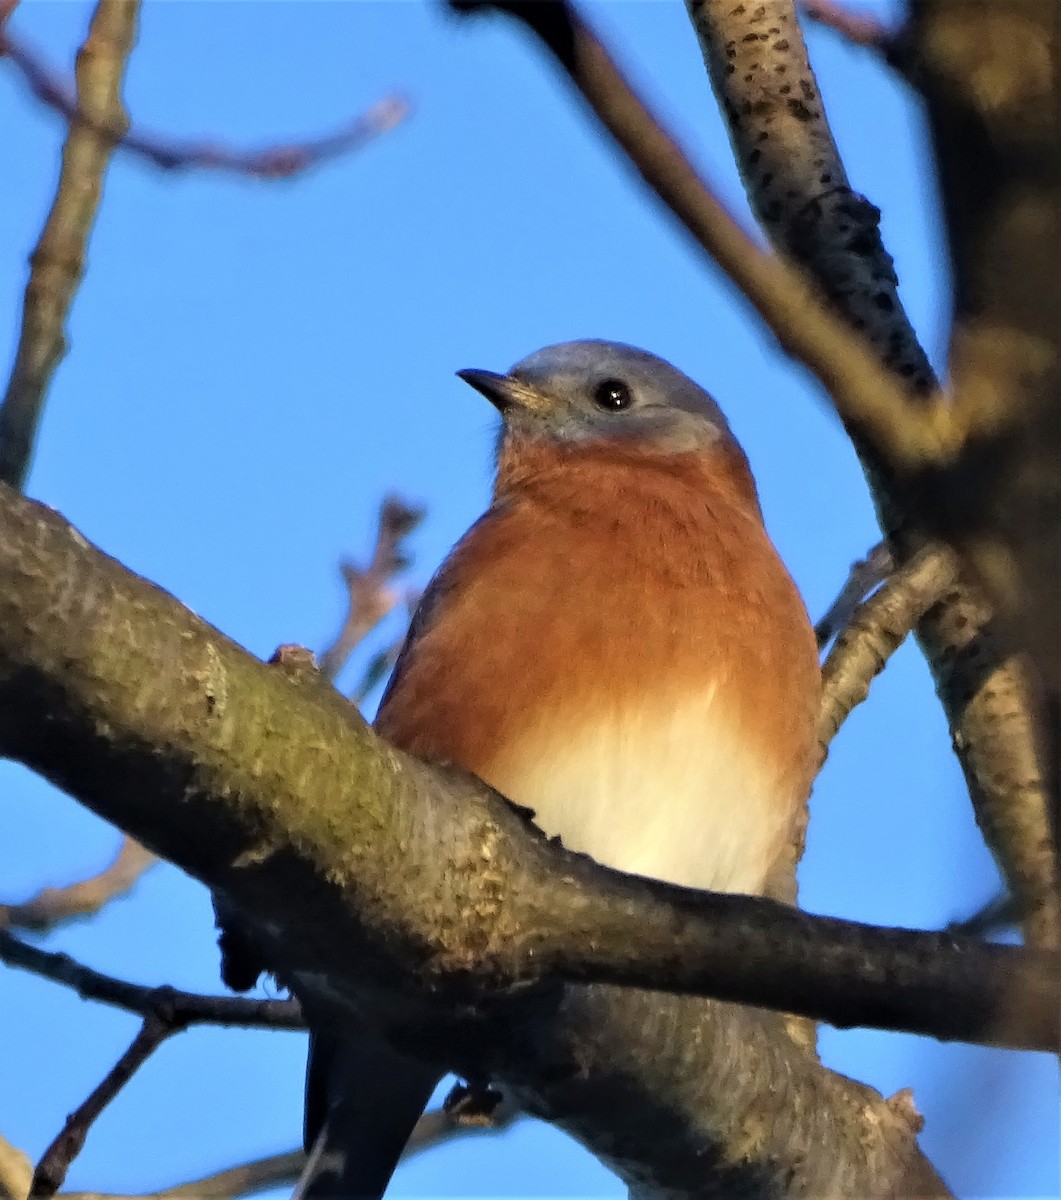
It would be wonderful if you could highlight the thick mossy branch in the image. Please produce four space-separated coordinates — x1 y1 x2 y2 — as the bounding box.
1 487 966 1197
0 483 1056 1059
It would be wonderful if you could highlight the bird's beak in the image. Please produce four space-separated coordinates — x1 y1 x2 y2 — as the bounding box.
457 369 547 415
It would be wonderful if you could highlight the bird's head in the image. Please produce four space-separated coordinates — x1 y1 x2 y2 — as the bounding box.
458 339 735 456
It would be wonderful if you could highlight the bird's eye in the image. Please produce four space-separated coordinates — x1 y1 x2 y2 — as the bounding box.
593 378 633 412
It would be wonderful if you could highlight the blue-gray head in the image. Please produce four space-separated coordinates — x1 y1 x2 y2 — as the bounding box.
457 340 734 454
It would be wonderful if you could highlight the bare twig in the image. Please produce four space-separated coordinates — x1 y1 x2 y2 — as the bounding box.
0 929 305 1030
1 837 156 932
0 0 139 490
31 1017 172 1199
150 1153 304 1200
318 495 424 681
815 541 894 649
0 28 409 180
817 544 957 755
56 1093 518 1200
59 1153 306 1200
801 0 892 51
354 587 420 702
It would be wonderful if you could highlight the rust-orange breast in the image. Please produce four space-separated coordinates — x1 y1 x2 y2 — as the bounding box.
376 437 819 893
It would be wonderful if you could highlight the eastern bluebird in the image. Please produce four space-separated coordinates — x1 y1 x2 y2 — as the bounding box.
297 340 821 1198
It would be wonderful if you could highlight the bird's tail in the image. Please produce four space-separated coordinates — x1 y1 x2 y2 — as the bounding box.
295 1031 441 1200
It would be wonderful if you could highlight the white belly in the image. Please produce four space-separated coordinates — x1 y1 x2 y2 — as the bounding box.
489 692 786 895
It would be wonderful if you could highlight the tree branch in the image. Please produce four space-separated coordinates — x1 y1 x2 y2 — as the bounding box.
57 1153 306 1200
0 929 304 1030
815 540 893 649
318 495 424 682
0 484 1055 1059
683 0 935 395
0 26 409 180
817 544 957 755
55 1093 518 1200
1 931 303 1198
0 5 408 492
0 1135 31 1200
801 0 892 52
3 926 511 1200
31 1018 173 1199
0 0 140 490
1 837 156 932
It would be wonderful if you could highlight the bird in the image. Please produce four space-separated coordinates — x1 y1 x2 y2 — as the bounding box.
296 339 821 1199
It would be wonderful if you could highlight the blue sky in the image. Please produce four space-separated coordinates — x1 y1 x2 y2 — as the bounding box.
1 3 1056 1197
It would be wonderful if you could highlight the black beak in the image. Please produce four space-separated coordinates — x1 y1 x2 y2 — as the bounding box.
456 368 520 413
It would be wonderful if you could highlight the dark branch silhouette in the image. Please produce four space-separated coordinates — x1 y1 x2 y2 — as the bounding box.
31 1017 174 1199
0 929 305 1030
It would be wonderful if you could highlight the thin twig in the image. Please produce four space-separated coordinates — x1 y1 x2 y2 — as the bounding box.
817 545 957 755
815 541 894 649
1 837 156 932
800 0 892 51
318 495 424 682
0 0 140 490
354 587 421 702
56 1093 519 1200
60 1152 306 1200
0 29 409 179
31 1016 172 1198
0 929 304 1030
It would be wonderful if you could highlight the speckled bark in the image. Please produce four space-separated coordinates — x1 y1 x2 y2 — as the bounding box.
685 0 932 389
683 0 1059 948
